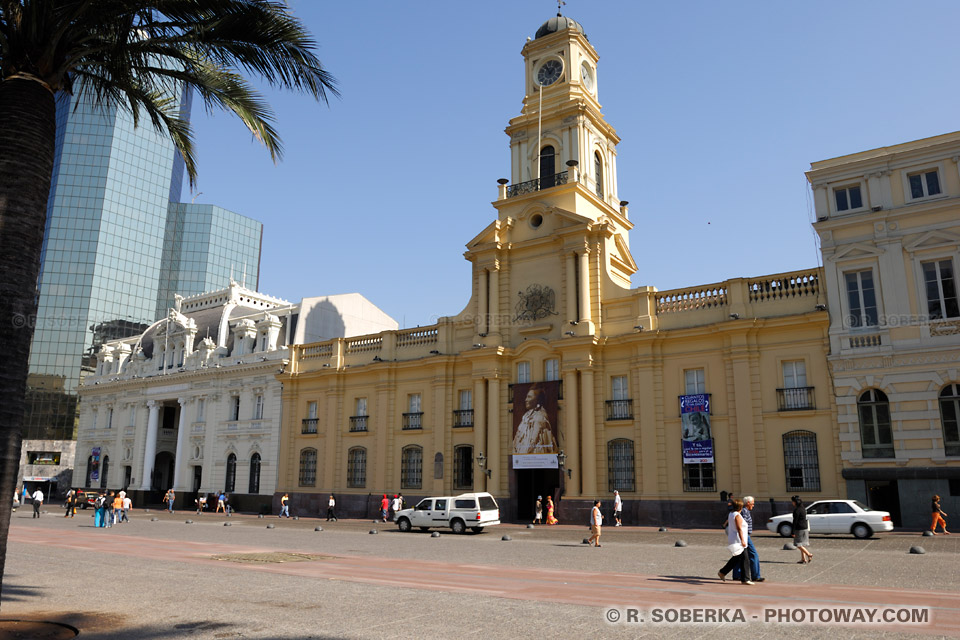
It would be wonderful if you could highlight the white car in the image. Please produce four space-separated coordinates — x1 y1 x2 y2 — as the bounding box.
767 499 894 539
395 492 500 534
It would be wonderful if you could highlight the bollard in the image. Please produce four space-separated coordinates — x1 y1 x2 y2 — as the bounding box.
674 540 687 547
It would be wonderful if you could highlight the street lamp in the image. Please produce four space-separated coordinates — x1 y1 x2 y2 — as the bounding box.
475 451 492 479
558 450 571 479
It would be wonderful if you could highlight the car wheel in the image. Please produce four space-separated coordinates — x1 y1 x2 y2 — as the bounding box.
777 522 793 538
852 523 873 539
471 526 483 533
397 517 411 532
451 519 466 534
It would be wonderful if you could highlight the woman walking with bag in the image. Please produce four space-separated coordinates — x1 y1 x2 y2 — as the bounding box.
717 498 753 585
931 495 950 534
792 495 814 563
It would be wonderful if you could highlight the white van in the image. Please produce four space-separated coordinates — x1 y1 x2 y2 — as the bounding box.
395 492 500 534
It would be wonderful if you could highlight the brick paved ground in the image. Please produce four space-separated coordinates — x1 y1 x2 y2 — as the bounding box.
3 508 958 639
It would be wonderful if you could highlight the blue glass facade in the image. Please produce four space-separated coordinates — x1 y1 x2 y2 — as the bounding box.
25 90 262 441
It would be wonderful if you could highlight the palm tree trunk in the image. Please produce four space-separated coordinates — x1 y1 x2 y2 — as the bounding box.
0 77 57 606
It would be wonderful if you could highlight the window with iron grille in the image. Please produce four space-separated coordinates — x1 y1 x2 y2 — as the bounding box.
940 384 960 457
225 453 237 492
249 453 261 493
858 389 893 458
683 462 714 492
299 448 317 486
401 446 423 489
347 447 366 488
453 445 473 490
607 439 635 492
782 430 820 491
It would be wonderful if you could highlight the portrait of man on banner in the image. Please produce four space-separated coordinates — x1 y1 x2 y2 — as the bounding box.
679 394 714 464
681 411 711 442
512 382 560 468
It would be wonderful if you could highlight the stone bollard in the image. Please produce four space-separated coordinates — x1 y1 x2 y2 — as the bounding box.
674 540 687 547
223 522 231 527
185 520 193 524
266 524 275 529
431 531 441 538
527 524 535 529
150 517 159 522
658 526 667 532
501 535 512 541
582 538 591 545
314 526 323 532
369 530 378 534
922 530 934 537
783 543 797 550
909 546 926 554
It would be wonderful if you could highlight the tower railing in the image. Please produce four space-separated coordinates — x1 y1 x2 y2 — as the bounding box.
506 171 569 198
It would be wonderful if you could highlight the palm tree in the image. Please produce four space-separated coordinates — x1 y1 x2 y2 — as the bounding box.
0 0 337 600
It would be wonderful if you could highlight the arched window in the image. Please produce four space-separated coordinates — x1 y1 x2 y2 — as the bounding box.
858 389 893 458
86 455 94 487
940 384 960 456
453 445 473 490
594 151 604 199
248 453 261 493
783 430 820 491
401 446 423 489
225 453 237 492
299 448 317 486
347 447 366 488
100 455 109 488
607 439 635 492
539 145 556 188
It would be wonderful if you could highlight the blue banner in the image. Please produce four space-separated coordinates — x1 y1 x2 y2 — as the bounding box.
679 394 714 464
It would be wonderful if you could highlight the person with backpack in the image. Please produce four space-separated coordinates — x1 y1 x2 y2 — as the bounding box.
94 491 108 528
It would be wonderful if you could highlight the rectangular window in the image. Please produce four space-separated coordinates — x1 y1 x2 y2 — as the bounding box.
356 397 367 416
408 393 421 413
260 334 268 351
230 396 240 421
544 358 560 382
106 408 113 429
845 270 879 327
607 439 635 492
606 375 632 420
196 398 205 423
517 361 531 383
307 401 318 420
908 170 941 199
453 446 473 490
253 395 263 420
922 259 960 320
834 185 863 211
348 448 366 488
683 462 715 492
401 447 423 489
779 360 813 410
783 431 821 491
299 449 317 486
129 405 137 427
403 394 422 430
26 451 61 465
684 369 705 395
459 390 472 411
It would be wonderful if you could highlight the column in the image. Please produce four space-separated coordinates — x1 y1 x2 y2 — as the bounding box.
488 267 499 334
580 368 597 496
566 253 577 324
140 400 160 490
477 270 488 335
579 251 592 323
487 376 500 493
563 370 580 497
473 378 487 490
172 397 189 490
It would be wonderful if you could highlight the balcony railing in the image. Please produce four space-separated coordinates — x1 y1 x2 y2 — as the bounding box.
453 409 474 428
776 387 815 411
349 416 368 432
605 399 633 421
506 171 569 198
301 418 318 434
402 412 423 430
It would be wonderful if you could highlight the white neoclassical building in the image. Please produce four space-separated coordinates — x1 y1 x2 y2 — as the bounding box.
76 281 396 509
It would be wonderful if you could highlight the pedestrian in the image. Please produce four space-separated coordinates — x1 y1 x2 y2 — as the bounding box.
94 491 108 528
111 491 123 525
327 495 337 521
279 493 290 518
196 494 207 514
931 495 950 534
733 496 764 582
532 496 542 524
588 500 603 547
391 494 401 521
216 491 226 513
31 487 44 518
13 490 19 512
224 493 232 516
398 493 405 510
717 498 754 585
380 494 389 522
792 495 813 564
164 489 175 513
545 495 558 525
613 490 622 526
64 489 75 518
121 494 132 522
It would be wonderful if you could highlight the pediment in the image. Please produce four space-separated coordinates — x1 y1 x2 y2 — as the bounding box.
611 234 637 275
832 243 884 261
903 229 960 254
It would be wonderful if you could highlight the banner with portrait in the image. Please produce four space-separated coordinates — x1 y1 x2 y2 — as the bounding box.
679 394 714 464
91 446 101 480
511 380 560 469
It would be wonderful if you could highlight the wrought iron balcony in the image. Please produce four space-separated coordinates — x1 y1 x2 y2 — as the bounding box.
776 387 815 411
349 415 368 432
402 412 423 430
453 409 474 428
301 418 318 434
506 171 569 198
605 399 633 421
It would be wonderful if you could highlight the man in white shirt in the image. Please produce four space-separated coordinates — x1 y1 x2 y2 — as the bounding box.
121 495 132 523
613 489 623 526
588 500 603 547
31 488 44 518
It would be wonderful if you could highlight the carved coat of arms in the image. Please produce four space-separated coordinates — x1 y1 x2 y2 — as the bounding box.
514 284 559 323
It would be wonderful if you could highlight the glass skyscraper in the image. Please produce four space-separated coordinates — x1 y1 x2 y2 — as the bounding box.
24 89 262 446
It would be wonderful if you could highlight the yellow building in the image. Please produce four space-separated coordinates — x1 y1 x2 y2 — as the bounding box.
808 132 960 528
277 15 838 525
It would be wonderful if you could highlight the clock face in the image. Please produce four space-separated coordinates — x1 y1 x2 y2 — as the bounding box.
580 62 594 92
536 59 563 86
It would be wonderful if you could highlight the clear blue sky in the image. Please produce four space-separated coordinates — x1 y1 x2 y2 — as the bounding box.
186 1 960 329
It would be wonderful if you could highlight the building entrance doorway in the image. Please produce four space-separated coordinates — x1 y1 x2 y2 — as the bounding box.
192 466 202 493
516 468 559 522
153 451 175 491
866 480 901 527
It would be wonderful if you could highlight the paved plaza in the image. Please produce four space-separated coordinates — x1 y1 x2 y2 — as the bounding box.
2 506 959 639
